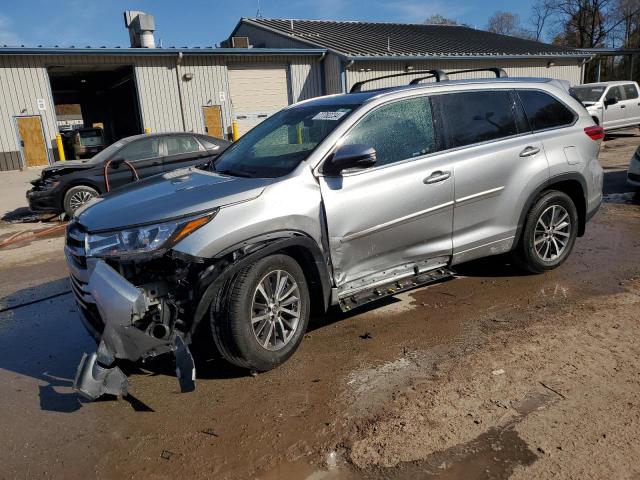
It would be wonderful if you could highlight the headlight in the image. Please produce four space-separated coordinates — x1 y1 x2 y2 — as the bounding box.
43 178 60 189
85 211 217 258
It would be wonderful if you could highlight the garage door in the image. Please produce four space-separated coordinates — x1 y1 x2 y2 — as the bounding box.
228 63 290 137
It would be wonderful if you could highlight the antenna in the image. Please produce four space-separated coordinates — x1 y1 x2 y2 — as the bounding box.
256 0 262 18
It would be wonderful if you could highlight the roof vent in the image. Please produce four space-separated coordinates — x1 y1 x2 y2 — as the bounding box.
231 36 251 48
124 11 156 48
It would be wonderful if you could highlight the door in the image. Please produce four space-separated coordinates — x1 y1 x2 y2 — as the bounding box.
432 90 549 264
603 86 626 128
319 96 454 291
16 116 49 167
202 105 224 139
622 83 640 125
228 63 290 137
105 137 163 190
162 135 210 171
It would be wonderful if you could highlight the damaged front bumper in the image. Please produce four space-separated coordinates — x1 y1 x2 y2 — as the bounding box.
66 248 196 400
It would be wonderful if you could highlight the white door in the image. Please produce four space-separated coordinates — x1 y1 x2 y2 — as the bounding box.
602 86 626 129
622 83 640 125
228 63 290 136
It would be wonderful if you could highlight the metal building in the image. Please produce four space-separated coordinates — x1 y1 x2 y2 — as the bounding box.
0 47 324 171
228 18 590 93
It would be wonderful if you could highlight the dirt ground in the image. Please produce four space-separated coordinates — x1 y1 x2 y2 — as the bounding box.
0 133 639 480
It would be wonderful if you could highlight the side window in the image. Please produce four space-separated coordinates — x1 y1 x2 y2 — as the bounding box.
341 97 436 167
623 84 639 100
165 136 201 156
518 90 576 131
198 137 222 150
118 138 160 162
605 86 625 102
432 91 520 149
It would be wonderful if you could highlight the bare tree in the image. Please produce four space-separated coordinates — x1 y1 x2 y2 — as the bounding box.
531 0 556 40
486 11 535 38
424 14 459 26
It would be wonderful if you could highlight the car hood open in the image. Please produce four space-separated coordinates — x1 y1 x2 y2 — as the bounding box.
76 168 273 232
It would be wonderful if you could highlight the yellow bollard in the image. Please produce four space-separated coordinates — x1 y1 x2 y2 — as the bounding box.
232 121 239 142
144 127 151 134
56 134 65 161
296 124 303 144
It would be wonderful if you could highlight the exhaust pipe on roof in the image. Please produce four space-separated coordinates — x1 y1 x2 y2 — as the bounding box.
124 10 156 48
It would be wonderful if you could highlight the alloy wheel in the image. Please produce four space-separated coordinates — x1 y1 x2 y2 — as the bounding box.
534 205 571 261
69 190 95 211
251 270 301 351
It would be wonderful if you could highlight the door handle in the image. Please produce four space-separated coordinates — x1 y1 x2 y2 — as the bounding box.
621 104 626 109
424 170 451 184
519 146 540 157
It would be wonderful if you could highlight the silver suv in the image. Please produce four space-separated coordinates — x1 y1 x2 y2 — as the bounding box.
67 70 604 399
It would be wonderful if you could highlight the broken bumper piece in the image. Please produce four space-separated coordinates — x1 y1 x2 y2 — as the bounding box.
71 259 196 400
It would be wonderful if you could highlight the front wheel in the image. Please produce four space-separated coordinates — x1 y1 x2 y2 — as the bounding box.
515 190 578 273
210 254 310 372
63 185 99 217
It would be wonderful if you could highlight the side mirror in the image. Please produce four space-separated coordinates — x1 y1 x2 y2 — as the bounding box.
604 97 618 107
325 144 377 174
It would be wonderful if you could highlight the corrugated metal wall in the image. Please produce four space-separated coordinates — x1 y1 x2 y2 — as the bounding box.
324 54 343 94
0 53 323 170
345 58 583 92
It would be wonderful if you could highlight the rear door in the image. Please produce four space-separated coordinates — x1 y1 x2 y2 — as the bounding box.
162 135 209 171
319 96 454 292
603 86 626 128
431 90 549 264
228 63 290 137
622 83 640 125
105 137 162 189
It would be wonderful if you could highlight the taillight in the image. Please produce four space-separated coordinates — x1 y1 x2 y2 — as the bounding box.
584 125 605 141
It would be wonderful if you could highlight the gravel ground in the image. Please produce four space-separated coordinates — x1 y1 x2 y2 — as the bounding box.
0 132 638 479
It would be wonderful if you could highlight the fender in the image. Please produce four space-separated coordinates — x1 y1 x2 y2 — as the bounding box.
513 172 588 248
186 232 332 342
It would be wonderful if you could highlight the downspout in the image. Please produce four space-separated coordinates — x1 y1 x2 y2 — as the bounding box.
341 59 354 93
317 51 327 96
175 52 187 132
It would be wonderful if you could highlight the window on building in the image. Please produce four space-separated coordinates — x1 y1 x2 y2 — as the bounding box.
518 90 576 131
341 97 437 167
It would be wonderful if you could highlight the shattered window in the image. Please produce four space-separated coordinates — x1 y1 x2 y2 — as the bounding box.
341 97 436 167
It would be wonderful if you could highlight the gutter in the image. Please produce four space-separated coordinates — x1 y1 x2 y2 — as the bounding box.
0 47 327 56
175 52 187 132
345 54 591 61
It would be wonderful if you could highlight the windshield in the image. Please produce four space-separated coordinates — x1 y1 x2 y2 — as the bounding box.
86 139 128 163
213 104 358 178
570 86 606 103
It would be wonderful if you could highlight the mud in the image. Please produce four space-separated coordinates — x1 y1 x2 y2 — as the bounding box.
0 133 639 479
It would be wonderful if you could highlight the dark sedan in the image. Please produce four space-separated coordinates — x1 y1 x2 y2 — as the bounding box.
27 132 230 217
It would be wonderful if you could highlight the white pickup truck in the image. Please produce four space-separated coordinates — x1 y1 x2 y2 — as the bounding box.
571 81 640 131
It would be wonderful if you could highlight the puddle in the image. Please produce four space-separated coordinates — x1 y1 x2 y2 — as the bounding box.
603 192 640 205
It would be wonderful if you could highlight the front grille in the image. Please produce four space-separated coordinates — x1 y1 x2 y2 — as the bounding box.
629 172 640 182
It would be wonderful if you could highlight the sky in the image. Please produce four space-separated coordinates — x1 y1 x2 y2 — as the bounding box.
0 0 536 48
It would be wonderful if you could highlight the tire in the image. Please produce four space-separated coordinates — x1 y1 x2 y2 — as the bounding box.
515 190 578 274
210 254 310 372
63 185 99 217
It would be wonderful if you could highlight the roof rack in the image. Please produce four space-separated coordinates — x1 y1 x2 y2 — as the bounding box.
350 69 448 93
445 67 508 78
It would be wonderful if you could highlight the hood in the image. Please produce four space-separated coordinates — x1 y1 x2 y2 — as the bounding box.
42 160 94 176
76 168 272 232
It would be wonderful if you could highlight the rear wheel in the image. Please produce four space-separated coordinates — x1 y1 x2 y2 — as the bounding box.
515 190 578 273
63 185 99 217
210 254 310 372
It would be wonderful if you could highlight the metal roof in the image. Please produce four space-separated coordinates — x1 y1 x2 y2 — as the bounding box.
0 46 326 56
239 18 588 59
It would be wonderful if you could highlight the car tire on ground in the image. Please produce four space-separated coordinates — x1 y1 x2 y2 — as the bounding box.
515 190 578 274
63 185 99 217
210 254 310 372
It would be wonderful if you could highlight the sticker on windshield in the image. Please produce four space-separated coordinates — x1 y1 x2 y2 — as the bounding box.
312 111 348 121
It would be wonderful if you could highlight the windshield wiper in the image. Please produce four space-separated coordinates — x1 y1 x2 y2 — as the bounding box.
214 168 255 178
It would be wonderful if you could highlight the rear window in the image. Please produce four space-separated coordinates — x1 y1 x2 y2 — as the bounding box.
624 84 639 100
433 91 521 149
570 86 605 103
518 90 576 131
